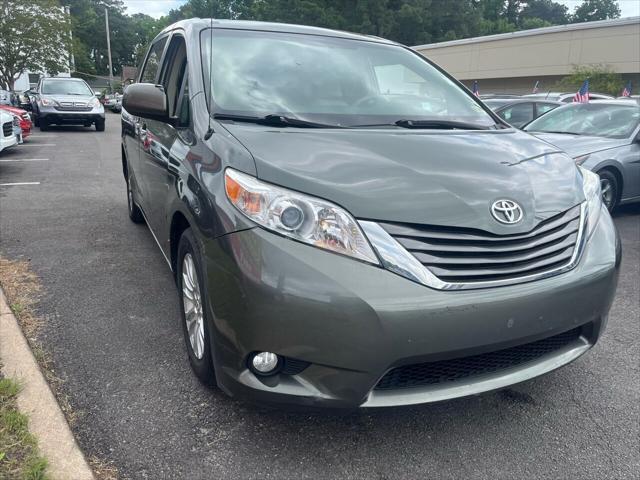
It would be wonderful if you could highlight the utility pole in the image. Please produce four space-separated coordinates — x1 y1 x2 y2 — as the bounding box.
64 6 75 73
105 7 114 93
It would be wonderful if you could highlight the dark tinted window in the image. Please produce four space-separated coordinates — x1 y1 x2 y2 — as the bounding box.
537 103 558 115
140 37 167 83
497 103 534 127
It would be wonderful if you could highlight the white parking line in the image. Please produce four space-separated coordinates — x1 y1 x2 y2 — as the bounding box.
19 143 56 147
0 182 41 186
0 158 49 163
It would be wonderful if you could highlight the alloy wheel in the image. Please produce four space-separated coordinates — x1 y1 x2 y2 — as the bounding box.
182 253 205 359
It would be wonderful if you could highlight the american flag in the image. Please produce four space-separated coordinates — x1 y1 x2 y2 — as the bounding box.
472 80 479 97
573 79 589 103
621 81 632 97
532 81 540 94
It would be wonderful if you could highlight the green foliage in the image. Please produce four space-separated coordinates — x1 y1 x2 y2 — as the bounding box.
0 377 50 480
556 64 624 96
572 0 621 22
0 0 71 90
44 0 625 83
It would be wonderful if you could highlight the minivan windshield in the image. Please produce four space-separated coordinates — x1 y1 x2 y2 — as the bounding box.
42 80 93 96
524 103 640 139
201 29 496 128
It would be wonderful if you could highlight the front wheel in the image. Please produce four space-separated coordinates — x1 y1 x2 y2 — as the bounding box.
39 118 49 131
598 170 618 212
177 229 216 386
95 118 105 131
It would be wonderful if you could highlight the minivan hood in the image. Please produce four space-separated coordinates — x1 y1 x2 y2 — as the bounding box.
224 125 584 234
530 132 628 158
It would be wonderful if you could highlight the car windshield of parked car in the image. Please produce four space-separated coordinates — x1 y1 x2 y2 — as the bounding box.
42 80 93 96
525 103 640 139
201 29 495 127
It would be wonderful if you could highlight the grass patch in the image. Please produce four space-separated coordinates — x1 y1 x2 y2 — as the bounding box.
0 376 49 480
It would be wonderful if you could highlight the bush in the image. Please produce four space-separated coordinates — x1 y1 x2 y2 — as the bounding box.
555 65 624 96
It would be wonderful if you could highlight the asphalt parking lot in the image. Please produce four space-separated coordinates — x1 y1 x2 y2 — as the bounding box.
0 115 638 479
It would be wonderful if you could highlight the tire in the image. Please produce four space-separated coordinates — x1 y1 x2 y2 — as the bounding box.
177 228 216 386
95 118 105 131
33 115 40 127
39 118 49 131
126 174 144 224
598 170 619 212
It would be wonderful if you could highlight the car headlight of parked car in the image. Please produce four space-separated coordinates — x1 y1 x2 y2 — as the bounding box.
579 166 602 239
88 97 101 108
224 168 379 264
39 97 57 107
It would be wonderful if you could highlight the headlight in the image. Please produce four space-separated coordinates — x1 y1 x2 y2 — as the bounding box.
224 168 379 264
579 166 602 238
39 97 56 107
88 97 101 108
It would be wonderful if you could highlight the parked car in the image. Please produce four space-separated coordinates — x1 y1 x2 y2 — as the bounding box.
121 19 619 408
524 92 614 103
484 98 561 128
112 96 122 113
30 77 105 131
524 100 640 211
0 105 32 140
0 110 19 153
479 93 522 100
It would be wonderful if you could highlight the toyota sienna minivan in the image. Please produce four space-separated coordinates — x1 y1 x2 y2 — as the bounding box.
121 20 620 408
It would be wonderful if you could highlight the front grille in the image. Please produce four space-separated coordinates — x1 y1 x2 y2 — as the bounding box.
379 205 582 284
375 327 582 390
2 121 12 137
54 105 92 112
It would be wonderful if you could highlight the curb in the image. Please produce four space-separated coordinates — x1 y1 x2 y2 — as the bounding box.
0 289 95 480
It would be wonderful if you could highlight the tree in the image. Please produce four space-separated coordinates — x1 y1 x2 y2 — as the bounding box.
572 0 621 23
520 0 569 25
555 64 623 96
0 0 71 90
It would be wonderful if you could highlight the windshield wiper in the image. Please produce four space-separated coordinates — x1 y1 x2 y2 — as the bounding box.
393 119 494 130
213 113 342 129
530 130 581 135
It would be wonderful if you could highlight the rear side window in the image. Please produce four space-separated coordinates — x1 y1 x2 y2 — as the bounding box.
537 103 558 115
140 37 167 83
498 103 534 128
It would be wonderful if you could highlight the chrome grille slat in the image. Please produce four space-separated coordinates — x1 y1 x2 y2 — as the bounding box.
429 248 574 279
382 205 581 243
379 204 583 284
396 222 579 254
413 235 577 266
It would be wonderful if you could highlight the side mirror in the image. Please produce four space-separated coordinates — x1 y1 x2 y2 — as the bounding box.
122 83 169 122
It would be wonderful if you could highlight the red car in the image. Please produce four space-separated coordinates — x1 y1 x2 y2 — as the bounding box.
0 105 32 139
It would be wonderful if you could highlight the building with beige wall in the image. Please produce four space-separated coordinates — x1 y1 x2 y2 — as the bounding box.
413 17 640 95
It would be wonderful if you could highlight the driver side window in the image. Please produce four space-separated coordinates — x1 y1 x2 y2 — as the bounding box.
159 34 190 127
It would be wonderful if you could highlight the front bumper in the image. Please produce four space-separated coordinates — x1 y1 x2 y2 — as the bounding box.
201 206 620 408
0 132 18 151
39 106 104 125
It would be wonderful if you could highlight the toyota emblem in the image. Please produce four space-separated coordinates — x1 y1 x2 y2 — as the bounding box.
491 199 523 224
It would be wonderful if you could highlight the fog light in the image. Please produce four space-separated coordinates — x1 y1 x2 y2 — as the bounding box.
250 352 280 375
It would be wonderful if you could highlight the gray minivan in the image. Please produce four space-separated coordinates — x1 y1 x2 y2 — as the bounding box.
121 20 620 408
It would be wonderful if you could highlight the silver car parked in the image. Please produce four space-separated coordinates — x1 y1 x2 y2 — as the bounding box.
31 77 105 132
524 100 640 211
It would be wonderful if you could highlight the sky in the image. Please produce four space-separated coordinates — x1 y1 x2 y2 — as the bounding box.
121 0 640 19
